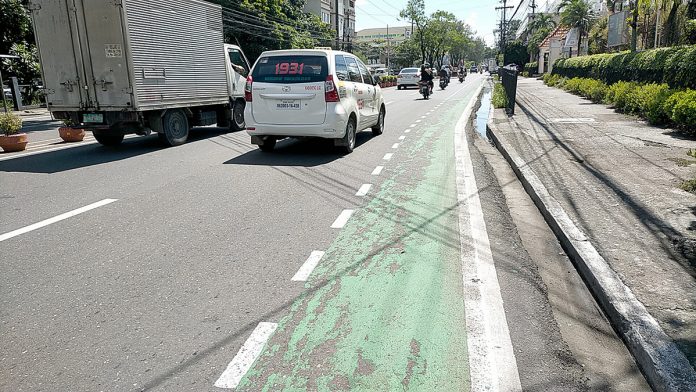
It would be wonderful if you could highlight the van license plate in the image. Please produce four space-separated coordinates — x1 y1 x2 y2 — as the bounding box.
83 113 103 123
277 100 300 110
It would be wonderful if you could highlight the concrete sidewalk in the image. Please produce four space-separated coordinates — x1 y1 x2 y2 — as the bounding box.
487 77 696 391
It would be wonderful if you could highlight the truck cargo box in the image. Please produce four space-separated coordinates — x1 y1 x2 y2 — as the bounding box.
30 0 229 112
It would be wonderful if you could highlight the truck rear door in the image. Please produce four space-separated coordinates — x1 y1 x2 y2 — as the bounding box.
29 0 88 110
77 0 132 109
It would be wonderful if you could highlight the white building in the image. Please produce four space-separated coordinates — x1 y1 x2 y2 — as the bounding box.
304 0 356 44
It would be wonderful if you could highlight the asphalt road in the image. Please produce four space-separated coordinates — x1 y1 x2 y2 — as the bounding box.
1 74 649 391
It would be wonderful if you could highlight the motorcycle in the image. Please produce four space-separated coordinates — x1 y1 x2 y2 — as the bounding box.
439 78 448 90
459 74 464 83
419 81 431 99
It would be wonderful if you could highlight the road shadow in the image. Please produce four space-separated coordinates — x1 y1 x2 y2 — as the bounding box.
0 127 232 174
224 131 375 167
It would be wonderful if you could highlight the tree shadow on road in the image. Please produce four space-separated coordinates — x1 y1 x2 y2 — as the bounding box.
0 127 233 174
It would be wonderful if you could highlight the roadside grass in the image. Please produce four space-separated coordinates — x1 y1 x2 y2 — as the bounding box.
492 83 508 109
680 179 696 194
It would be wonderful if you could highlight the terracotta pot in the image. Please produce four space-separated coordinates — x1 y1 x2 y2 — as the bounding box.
0 133 28 152
59 127 86 142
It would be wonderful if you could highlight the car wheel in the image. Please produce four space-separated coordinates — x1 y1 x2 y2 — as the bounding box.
258 137 276 152
341 118 356 154
397 85 402 90
371 106 385 136
94 132 124 146
160 109 189 146
231 100 245 131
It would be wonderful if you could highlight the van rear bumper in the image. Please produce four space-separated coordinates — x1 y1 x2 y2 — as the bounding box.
246 105 350 139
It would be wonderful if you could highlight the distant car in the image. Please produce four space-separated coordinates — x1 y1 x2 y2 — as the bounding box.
397 67 420 90
470 66 478 73
373 68 389 77
244 49 386 153
3 87 11 100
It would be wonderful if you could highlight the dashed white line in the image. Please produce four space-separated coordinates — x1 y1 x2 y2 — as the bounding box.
415 119 421 123
383 153 393 160
355 183 373 197
404 129 411 133
409 123 416 128
331 209 355 229
392 143 399 149
0 199 118 242
398 135 406 140
214 322 278 389
371 166 384 175
420 116 426 119
292 251 326 281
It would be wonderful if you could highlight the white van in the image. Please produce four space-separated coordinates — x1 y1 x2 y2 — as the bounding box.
244 49 386 153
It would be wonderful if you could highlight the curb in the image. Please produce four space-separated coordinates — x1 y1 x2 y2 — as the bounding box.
486 107 696 392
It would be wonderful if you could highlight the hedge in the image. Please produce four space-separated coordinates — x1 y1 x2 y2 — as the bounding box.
523 61 538 76
542 75 696 132
492 82 508 109
551 45 696 89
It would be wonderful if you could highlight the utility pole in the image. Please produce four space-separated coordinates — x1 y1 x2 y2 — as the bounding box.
496 0 514 54
335 0 341 50
630 0 639 52
386 24 390 69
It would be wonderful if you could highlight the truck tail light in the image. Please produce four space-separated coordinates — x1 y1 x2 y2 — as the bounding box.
324 75 340 103
244 76 253 102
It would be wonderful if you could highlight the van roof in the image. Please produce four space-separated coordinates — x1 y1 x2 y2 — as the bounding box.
258 49 352 57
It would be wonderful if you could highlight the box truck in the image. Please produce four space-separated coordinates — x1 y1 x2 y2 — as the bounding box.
29 0 250 146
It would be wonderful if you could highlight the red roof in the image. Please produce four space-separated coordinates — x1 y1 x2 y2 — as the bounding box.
539 25 570 50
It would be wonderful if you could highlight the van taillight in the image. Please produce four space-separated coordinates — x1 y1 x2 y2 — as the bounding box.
325 75 340 102
244 76 253 102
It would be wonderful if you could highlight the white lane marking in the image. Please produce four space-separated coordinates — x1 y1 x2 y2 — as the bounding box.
331 209 355 229
404 129 411 133
420 116 426 119
454 83 522 392
0 199 118 242
355 183 372 197
383 153 393 160
292 251 326 281
415 119 422 123
0 135 135 162
409 123 416 128
371 166 384 175
392 143 399 149
385 101 395 105
398 135 406 140
214 322 278 389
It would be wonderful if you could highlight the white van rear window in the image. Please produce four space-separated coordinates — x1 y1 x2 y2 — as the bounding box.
252 55 328 83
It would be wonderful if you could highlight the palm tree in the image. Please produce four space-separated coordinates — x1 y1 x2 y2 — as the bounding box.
559 0 595 56
528 13 557 34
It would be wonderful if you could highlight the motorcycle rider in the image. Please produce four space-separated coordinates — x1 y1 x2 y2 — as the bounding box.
458 64 466 81
439 65 450 84
419 64 434 94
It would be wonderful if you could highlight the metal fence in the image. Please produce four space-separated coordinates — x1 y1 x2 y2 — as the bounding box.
500 66 518 115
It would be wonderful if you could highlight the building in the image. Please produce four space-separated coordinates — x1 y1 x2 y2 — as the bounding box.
354 26 413 45
304 0 356 46
537 25 573 74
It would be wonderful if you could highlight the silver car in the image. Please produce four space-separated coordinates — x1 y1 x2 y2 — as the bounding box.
397 68 420 90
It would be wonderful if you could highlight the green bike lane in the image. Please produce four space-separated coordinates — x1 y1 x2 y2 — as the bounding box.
236 86 481 391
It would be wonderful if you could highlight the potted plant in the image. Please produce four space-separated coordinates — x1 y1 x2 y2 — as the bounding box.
0 112 27 152
58 118 85 142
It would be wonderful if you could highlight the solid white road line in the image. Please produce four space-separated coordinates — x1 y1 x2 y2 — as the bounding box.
454 83 522 392
385 101 395 105
214 322 278 389
0 199 118 242
398 135 406 140
292 251 326 282
383 153 393 160
371 166 384 175
331 209 355 229
355 183 372 197
392 143 399 149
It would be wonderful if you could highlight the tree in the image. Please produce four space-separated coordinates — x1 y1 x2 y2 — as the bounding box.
400 0 429 63
503 40 528 67
559 0 595 56
587 14 609 53
526 14 557 61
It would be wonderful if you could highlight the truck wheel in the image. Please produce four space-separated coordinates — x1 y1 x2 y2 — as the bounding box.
94 132 124 146
231 100 245 131
161 109 189 146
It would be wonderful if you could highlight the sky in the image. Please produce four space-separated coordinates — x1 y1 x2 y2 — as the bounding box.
354 0 555 47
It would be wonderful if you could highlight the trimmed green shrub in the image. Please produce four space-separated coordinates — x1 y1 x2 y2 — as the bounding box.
524 61 538 76
664 90 696 130
635 83 672 124
552 45 696 89
0 113 22 136
604 81 639 110
492 83 508 109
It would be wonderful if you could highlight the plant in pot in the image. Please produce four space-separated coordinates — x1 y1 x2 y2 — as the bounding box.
59 118 85 142
0 112 27 152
